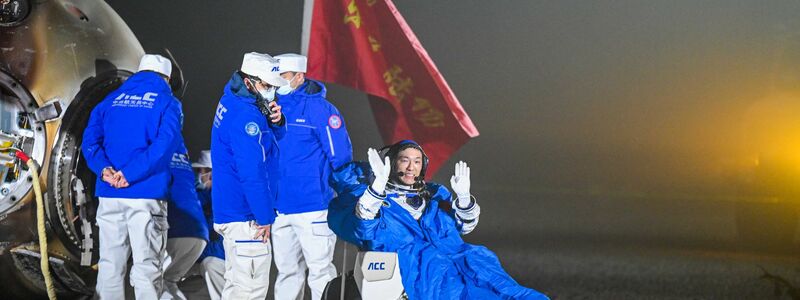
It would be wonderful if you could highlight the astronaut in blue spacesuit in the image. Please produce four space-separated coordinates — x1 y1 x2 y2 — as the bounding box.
271 53 353 300
328 140 550 300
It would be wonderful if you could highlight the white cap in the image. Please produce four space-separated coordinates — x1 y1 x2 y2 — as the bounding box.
137 54 172 78
240 52 288 87
191 150 212 169
275 53 307 73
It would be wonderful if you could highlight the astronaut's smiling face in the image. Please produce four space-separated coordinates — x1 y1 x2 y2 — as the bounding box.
394 148 423 185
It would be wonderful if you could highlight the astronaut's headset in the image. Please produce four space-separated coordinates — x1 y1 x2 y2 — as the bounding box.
379 140 430 179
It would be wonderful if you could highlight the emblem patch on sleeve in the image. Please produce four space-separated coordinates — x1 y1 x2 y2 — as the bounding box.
328 115 342 129
245 122 260 136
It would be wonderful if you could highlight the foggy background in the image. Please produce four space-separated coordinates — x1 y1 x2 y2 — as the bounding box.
104 1 800 298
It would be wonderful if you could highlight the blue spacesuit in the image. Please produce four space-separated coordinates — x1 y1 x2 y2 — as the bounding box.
328 161 549 300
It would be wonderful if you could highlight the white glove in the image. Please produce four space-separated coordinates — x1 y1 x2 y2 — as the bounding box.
450 161 471 207
368 148 391 195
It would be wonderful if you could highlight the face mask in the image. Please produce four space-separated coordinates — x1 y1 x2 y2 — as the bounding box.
255 87 276 117
247 78 275 102
196 172 211 190
277 73 299 95
258 86 276 101
195 174 204 189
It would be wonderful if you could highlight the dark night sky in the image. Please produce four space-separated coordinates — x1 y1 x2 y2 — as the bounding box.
104 0 800 200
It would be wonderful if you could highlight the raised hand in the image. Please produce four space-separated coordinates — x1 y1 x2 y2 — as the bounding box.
367 148 390 195
450 161 471 206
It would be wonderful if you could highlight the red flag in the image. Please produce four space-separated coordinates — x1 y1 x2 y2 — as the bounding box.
303 0 479 177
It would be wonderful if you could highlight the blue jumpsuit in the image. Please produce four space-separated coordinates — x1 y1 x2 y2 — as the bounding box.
328 162 549 300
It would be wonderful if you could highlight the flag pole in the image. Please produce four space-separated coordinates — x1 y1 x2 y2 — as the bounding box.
301 0 314 55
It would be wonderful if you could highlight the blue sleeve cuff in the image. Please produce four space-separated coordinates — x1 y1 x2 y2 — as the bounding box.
255 213 276 226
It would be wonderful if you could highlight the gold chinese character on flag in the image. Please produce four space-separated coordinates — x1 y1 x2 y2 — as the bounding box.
308 0 479 175
343 0 361 29
383 65 414 102
412 97 445 127
369 36 381 52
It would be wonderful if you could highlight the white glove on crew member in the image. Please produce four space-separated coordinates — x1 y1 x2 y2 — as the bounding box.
450 161 480 234
450 161 471 208
368 148 391 195
356 148 391 220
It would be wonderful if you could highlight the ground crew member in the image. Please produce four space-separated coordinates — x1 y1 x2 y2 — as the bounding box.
82 54 182 299
162 142 209 300
210 52 286 300
192 150 225 300
271 53 353 300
